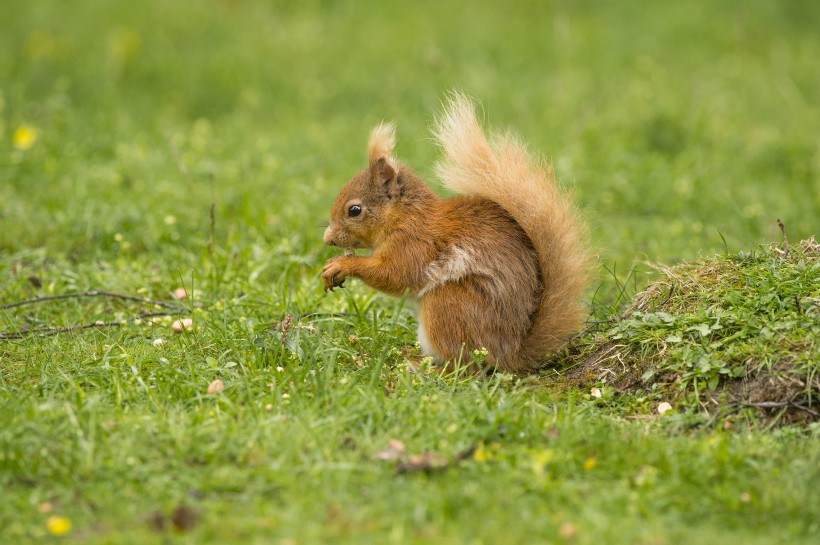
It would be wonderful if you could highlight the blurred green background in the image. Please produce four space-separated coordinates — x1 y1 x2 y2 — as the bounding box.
2 0 817 275
2 2 819 544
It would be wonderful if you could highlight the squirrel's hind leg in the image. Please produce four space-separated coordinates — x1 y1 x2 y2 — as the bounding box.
419 278 524 373
416 319 479 374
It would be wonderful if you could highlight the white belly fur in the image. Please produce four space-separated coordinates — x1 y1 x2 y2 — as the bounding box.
417 318 434 357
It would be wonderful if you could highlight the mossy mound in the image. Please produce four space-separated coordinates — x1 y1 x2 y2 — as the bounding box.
566 238 819 425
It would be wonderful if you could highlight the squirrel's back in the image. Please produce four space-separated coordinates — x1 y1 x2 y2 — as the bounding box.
432 93 590 369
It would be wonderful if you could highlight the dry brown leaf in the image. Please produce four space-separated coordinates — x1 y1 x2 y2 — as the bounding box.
395 452 449 474
170 505 199 532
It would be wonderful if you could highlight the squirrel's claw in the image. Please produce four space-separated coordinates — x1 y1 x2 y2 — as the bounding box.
321 259 347 292
323 276 344 292
327 275 345 291
323 275 345 292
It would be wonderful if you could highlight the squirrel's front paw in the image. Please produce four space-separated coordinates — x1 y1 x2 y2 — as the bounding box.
321 257 348 291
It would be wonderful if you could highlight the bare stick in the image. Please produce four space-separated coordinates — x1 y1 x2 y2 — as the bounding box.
777 218 789 258
743 400 819 417
0 290 186 312
0 310 183 339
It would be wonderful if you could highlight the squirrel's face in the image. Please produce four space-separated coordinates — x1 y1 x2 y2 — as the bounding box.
325 124 404 250
323 167 394 250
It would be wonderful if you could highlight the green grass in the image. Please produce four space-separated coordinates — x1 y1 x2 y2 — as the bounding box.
1 0 819 543
568 239 818 425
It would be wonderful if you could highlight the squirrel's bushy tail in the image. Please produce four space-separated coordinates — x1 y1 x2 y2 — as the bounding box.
432 92 589 370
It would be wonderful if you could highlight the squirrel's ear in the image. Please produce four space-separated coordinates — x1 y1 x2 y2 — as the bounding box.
368 122 400 199
374 157 400 199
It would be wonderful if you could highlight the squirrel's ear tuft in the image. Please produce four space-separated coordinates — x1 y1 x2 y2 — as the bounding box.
368 122 400 198
368 122 397 168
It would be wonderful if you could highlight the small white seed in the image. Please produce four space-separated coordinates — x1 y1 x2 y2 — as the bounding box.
657 402 673 415
171 318 193 333
173 287 188 300
207 379 224 394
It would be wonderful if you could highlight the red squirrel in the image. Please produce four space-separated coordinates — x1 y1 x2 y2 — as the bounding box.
322 93 589 372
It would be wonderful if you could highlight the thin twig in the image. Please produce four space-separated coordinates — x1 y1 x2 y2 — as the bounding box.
777 218 789 259
743 400 819 417
0 290 186 312
295 311 358 321
1 290 188 339
659 282 675 307
701 398 819 429
0 310 183 339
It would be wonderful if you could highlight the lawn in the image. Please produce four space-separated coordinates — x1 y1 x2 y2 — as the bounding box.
1 0 818 543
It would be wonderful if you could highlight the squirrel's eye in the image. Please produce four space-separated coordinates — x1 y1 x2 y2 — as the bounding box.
348 205 362 217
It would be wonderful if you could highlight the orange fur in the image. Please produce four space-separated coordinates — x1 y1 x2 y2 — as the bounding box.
322 93 590 372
